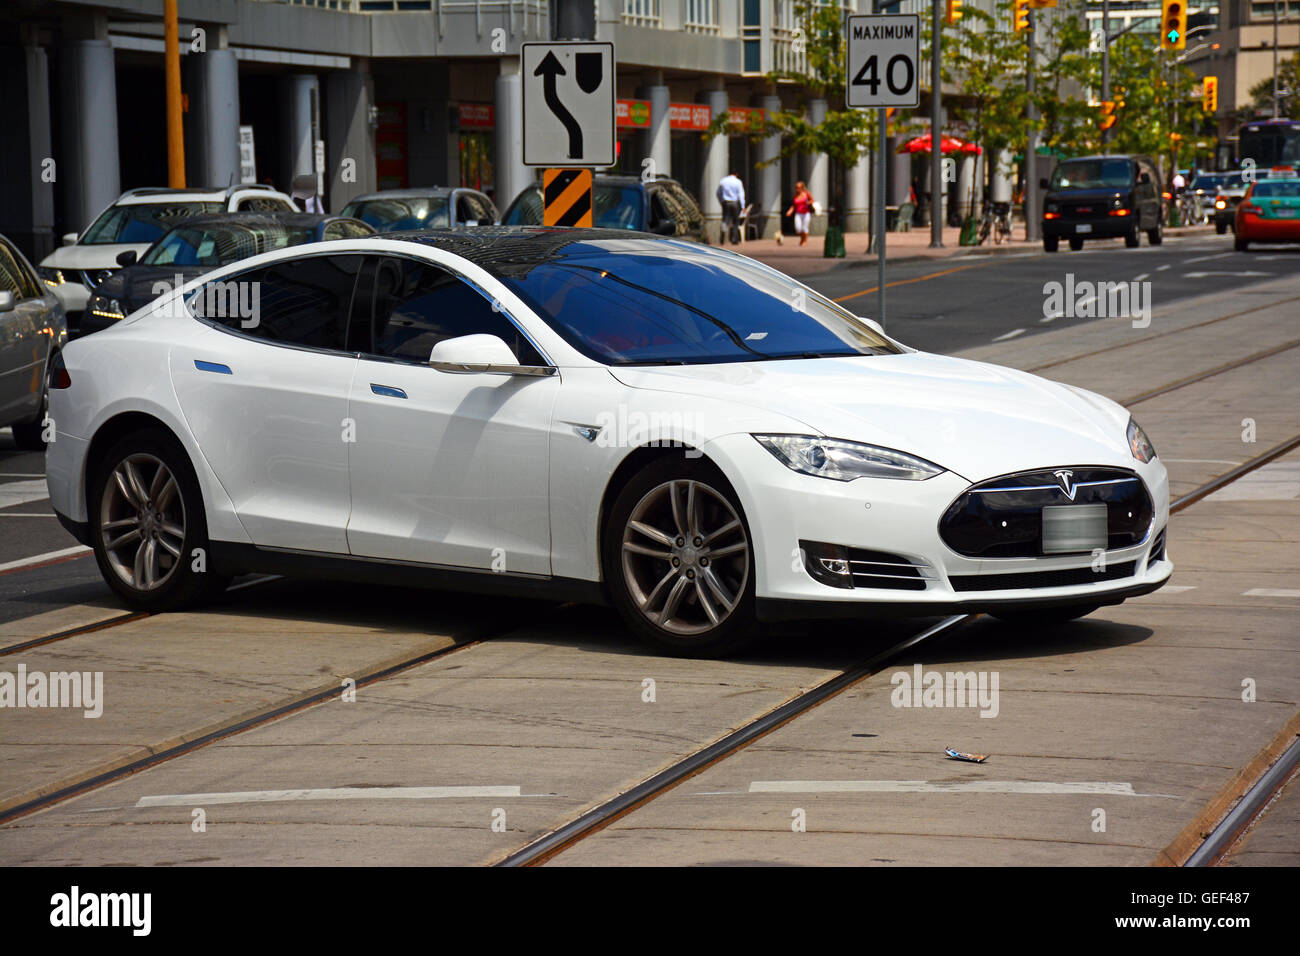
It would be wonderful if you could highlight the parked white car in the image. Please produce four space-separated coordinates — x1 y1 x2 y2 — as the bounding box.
45 228 1171 656
38 185 295 333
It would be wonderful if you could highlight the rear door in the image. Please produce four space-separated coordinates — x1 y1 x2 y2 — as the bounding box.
169 253 365 552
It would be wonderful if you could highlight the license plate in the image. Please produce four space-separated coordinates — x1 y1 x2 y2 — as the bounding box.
1076 224 1092 234
1042 503 1107 555
1276 208 1296 218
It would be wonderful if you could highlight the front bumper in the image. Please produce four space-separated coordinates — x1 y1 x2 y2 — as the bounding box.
706 433 1172 619
1042 217 1137 240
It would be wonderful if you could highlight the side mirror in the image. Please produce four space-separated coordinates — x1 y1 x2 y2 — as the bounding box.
1038 178 1050 190
428 334 555 377
62 232 79 246
860 317 885 336
116 249 138 267
1139 172 1151 184
0 290 15 313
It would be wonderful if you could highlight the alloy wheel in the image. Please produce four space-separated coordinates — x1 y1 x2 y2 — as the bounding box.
99 453 187 591
620 478 750 636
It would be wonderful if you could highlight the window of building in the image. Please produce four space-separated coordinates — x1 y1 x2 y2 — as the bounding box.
685 0 719 33
623 0 662 27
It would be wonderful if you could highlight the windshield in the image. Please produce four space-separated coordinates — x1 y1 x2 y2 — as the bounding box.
1050 160 1135 190
142 223 318 267
1190 174 1225 190
340 198 450 231
81 202 224 245
1251 181 1300 198
503 185 645 230
498 239 900 366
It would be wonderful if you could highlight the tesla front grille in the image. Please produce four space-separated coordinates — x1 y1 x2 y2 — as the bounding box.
949 561 1137 592
940 467 1153 558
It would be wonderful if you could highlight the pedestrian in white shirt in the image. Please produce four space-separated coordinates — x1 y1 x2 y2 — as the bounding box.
717 171 745 244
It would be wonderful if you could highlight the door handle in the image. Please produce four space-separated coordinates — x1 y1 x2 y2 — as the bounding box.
370 383 407 399
194 360 232 375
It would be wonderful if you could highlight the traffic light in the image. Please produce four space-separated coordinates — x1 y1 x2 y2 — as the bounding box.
1098 101 1117 133
946 0 962 24
1161 0 1187 51
1014 0 1030 32
1202 75 1218 113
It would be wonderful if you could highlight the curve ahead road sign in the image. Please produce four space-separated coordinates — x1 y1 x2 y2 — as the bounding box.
846 14 921 110
522 42 616 168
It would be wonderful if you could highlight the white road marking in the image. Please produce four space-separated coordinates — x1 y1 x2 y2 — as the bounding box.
135 785 523 808
0 513 56 518
1243 588 1300 599
1203 461 1300 502
1184 270 1272 278
0 545 92 573
748 780 1172 797
1184 252 1232 264
1157 264 1171 271
0 473 44 478
0 479 50 509
994 328 1026 341
1133 273 1150 281
1039 312 1062 324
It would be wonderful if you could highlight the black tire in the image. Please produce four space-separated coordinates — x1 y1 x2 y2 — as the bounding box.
1124 227 1140 248
89 427 229 611
1234 236 1249 252
10 382 49 451
991 603 1102 628
603 454 757 658
1147 219 1163 245
1043 236 1059 253
1215 222 1227 235
1069 237 1084 251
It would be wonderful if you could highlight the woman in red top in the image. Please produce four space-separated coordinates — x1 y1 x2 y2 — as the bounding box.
785 182 814 246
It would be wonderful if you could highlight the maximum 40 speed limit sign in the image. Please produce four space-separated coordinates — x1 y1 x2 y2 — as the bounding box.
846 14 920 109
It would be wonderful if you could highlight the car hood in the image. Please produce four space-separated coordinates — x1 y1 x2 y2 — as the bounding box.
608 352 1136 483
40 242 155 270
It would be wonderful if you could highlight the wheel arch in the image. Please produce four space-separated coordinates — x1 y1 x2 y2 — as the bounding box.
84 412 191 514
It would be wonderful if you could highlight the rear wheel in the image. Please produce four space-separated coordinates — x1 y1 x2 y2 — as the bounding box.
1125 227 1141 248
604 456 756 657
1069 237 1084 251
1234 236 1249 252
89 428 229 611
991 603 1102 627
1043 236 1059 253
1215 221 1227 235
1147 218 1163 245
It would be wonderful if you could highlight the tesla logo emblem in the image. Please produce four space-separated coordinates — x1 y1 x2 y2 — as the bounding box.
1053 469 1077 500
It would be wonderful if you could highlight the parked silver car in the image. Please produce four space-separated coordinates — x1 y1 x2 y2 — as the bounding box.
340 187 498 232
1 234 67 449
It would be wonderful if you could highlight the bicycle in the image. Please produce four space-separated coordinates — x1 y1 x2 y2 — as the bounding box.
976 200 1013 245
1176 189 1207 227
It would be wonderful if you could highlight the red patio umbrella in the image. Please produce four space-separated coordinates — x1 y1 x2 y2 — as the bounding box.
896 134 982 155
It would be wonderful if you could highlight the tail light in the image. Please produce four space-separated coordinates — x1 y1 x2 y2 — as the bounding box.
49 351 71 389
1108 208 1131 216
1043 211 1060 219
1162 191 1172 201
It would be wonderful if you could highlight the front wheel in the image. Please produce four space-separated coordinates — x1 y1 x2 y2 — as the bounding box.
991 603 1102 628
604 457 756 657
1215 222 1227 235
1235 236 1249 252
1147 219 1163 245
1043 236 1059 253
89 428 229 611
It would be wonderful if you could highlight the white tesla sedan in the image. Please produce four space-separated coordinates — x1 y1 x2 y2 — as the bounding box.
45 228 1171 656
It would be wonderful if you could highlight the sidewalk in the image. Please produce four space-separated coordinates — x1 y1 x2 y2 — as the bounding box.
731 223 1216 278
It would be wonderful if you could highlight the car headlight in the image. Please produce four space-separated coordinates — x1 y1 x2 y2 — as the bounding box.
88 294 125 321
1127 417 1156 463
753 434 944 481
39 266 66 287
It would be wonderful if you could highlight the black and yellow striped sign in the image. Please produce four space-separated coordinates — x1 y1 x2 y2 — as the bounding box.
543 168 593 227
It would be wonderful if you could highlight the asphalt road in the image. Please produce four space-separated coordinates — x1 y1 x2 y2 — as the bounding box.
805 233 1300 354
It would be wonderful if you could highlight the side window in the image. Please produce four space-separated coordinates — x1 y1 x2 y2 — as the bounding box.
191 254 363 352
455 194 481 225
237 197 294 213
365 257 545 366
648 190 673 228
0 242 39 300
468 194 497 224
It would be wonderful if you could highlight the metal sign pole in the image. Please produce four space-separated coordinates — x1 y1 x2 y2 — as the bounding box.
877 107 887 330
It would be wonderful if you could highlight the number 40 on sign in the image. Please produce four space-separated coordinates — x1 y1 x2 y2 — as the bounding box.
846 14 921 110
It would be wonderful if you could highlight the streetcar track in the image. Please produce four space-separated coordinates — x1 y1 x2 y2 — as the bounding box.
1120 338 1300 407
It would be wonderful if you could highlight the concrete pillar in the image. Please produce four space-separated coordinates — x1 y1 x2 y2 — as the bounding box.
957 154 975 222
645 82 671 179
846 150 871 234
325 61 377 212
805 97 827 236
0 33 55 260
991 148 1013 203
756 94 782 239
700 86 728 242
284 73 319 190
889 139 911 206
495 61 532 214
188 26 240 189
60 33 119 234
